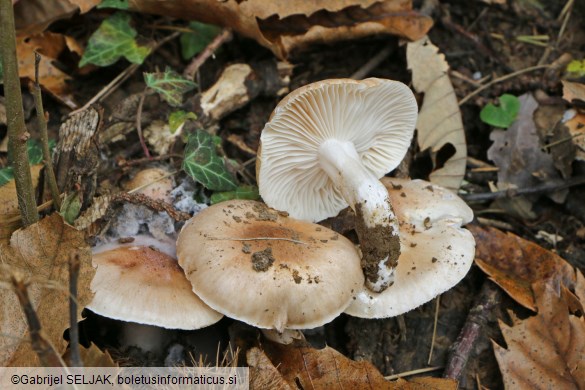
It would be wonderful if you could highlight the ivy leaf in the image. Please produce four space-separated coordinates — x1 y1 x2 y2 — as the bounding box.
79 12 150 67
59 192 82 225
169 110 197 134
211 185 260 204
480 94 520 128
144 68 196 107
0 167 14 187
180 22 221 61
183 130 237 191
97 0 129 9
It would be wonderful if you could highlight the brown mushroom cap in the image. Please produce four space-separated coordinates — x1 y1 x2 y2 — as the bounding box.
88 238 223 329
177 200 364 331
345 178 475 318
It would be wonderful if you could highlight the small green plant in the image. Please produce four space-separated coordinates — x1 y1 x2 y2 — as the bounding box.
79 12 150 67
480 94 520 128
169 110 197 134
566 59 585 79
182 130 237 191
0 140 55 186
144 68 196 107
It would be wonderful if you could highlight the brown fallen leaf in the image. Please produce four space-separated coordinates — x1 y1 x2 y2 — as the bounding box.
14 0 100 34
129 0 432 59
564 111 585 161
0 165 43 244
488 93 566 200
493 280 585 389
406 36 467 191
469 225 578 311
247 347 293 390
255 341 457 389
0 213 94 366
562 80 585 106
16 32 81 108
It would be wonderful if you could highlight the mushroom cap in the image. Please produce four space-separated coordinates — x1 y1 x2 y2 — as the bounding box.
177 200 364 331
88 238 223 330
123 167 174 203
257 78 417 222
345 178 475 318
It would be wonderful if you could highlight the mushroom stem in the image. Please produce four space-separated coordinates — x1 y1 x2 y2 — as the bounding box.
319 139 400 293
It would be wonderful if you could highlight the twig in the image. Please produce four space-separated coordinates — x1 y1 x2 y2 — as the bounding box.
30 53 62 210
70 32 181 116
427 295 440 365
443 281 502 380
68 253 82 367
183 29 233 80
117 153 182 167
208 237 308 245
112 192 191 221
350 44 393 80
0 0 39 226
462 175 585 202
10 274 65 367
458 64 550 106
385 366 443 380
135 87 151 158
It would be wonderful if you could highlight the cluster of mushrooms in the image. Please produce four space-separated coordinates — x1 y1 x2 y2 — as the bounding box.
89 78 476 343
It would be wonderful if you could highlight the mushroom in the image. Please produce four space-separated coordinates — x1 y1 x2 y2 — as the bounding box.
88 235 223 330
123 167 174 203
345 178 475 318
256 78 418 293
176 200 364 333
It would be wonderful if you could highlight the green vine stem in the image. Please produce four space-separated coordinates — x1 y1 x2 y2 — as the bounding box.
0 0 39 226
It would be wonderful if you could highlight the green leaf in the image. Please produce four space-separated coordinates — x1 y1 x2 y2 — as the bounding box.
0 167 14 187
180 22 221 61
480 94 520 128
144 68 196 107
169 110 197 134
211 185 260 204
79 12 150 67
59 192 82 225
183 130 237 191
566 59 585 79
97 0 129 9
27 140 44 165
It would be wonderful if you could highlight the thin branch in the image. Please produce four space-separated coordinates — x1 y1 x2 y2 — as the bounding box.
458 64 550 106
0 0 39 226
10 275 65 367
68 253 82 367
385 366 443 380
462 175 585 202
183 29 233 80
350 44 393 79
135 87 151 158
443 281 502 380
427 295 440 365
30 52 61 210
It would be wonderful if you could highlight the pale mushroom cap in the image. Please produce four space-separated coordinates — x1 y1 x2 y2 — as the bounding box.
177 200 364 331
123 167 174 203
88 241 223 330
345 178 475 318
257 78 418 222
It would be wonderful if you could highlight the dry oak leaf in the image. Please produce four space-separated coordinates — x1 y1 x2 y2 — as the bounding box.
255 341 457 389
128 0 432 59
14 0 101 34
562 80 585 106
406 36 467 191
469 225 578 311
0 213 94 366
494 280 585 390
0 165 42 245
16 32 82 108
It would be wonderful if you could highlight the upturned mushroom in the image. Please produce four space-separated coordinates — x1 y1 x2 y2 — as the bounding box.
345 178 475 318
257 78 418 293
176 200 364 333
88 235 222 330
